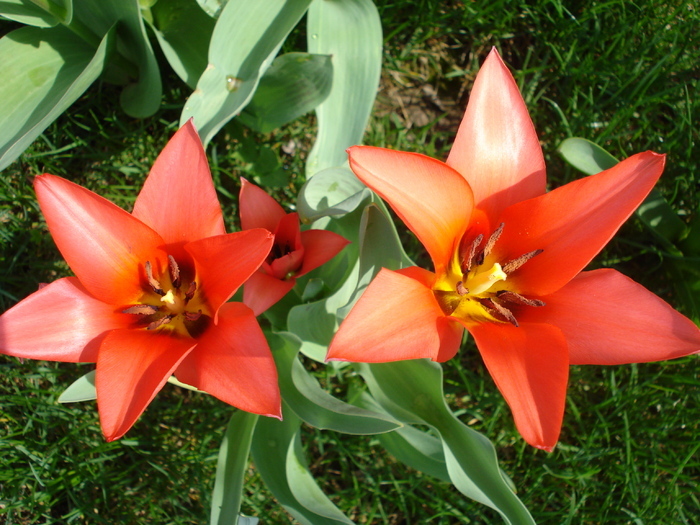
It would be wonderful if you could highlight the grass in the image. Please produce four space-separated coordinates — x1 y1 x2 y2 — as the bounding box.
1 0 699 523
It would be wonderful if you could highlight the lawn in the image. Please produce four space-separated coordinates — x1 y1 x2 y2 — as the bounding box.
1 0 698 523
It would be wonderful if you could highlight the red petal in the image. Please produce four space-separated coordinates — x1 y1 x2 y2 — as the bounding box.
498 151 666 296
435 316 465 362
243 271 296 316
297 229 349 277
175 302 281 418
0 277 130 362
447 48 546 221
239 177 286 232
327 268 448 362
132 121 225 255
274 212 302 249
519 269 700 365
185 229 274 315
96 329 196 441
35 174 167 305
468 321 568 451
347 146 474 273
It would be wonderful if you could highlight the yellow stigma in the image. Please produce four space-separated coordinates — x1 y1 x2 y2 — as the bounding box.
160 289 176 305
467 262 507 295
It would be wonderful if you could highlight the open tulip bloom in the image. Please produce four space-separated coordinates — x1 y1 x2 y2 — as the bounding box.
327 48 700 451
239 178 349 315
0 121 282 441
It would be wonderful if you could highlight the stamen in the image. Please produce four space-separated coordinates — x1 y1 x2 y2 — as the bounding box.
123 304 159 315
502 249 544 274
480 298 519 327
456 281 469 296
482 223 504 259
147 315 173 330
462 234 483 273
184 310 202 322
145 261 165 296
496 290 546 307
168 255 181 289
185 281 197 302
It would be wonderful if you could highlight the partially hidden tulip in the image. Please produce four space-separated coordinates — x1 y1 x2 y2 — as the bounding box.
0 121 282 441
327 48 700 451
239 178 349 315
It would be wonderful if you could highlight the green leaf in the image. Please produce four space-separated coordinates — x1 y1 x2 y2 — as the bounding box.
58 370 96 403
356 392 450 482
269 331 401 434
558 137 688 245
238 52 333 134
180 0 312 145
252 405 352 525
196 0 224 18
297 166 371 222
150 0 215 88
210 410 258 525
305 0 382 177
0 25 113 171
359 360 535 525
0 0 72 26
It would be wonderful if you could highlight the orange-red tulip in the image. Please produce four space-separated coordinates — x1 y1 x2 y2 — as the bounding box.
327 49 700 451
0 121 282 441
239 178 349 315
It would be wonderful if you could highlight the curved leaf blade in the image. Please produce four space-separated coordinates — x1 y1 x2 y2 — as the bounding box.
57 370 97 403
0 0 72 27
297 166 371 222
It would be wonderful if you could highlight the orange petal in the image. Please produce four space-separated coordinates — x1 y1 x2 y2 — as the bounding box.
327 268 449 362
519 269 700 365
297 229 349 277
468 321 568 451
447 48 546 221
0 277 130 362
348 146 474 273
35 174 167 305
132 120 225 255
185 229 274 316
175 302 281 418
239 177 286 232
243 271 296 316
96 329 196 441
498 151 666 296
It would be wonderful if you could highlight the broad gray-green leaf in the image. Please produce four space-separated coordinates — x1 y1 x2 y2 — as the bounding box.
297 166 371 222
252 405 352 525
196 0 225 18
181 0 312 145
558 137 687 244
74 0 161 117
359 360 535 525
58 370 96 403
210 410 258 525
238 52 333 134
150 0 215 88
0 25 113 171
0 0 72 27
269 331 401 434
305 0 382 176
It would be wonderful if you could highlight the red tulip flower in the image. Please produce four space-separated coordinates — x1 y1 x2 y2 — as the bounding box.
0 121 282 441
327 49 700 451
239 178 349 315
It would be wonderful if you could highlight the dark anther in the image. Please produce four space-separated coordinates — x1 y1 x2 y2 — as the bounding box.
147 315 173 330
496 290 546 307
185 281 197 302
145 261 165 296
502 249 544 274
462 234 483 273
168 255 181 289
482 223 505 259
123 304 159 315
456 281 469 296
480 298 519 327
184 310 202 322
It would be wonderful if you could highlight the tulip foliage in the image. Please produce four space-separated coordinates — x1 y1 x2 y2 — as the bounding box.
1 2 699 525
